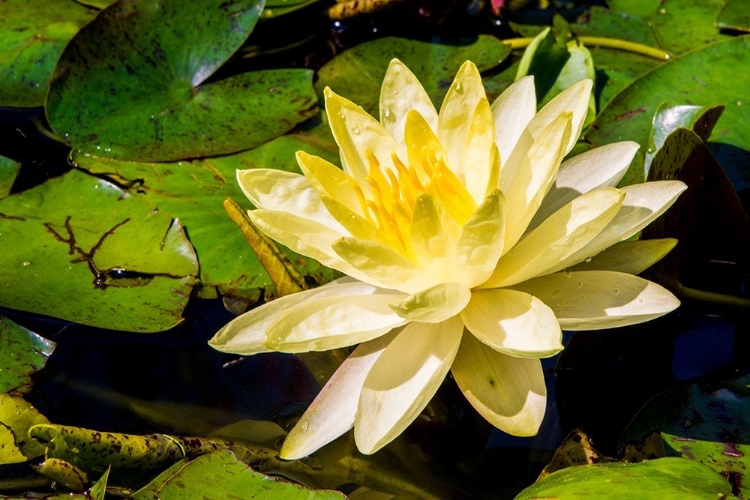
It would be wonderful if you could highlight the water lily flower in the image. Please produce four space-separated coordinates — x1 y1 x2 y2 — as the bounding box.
210 59 685 457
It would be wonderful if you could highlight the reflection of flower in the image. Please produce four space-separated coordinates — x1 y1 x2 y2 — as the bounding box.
210 59 685 457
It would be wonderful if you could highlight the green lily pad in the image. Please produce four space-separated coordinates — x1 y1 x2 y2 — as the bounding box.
650 0 731 55
607 0 660 18
74 135 340 300
131 450 345 500
623 374 750 498
515 457 732 499
585 36 750 188
261 0 323 17
0 169 198 332
0 156 21 198
0 394 49 464
47 0 319 161
0 0 96 107
315 35 511 116
573 6 658 46
0 317 55 394
716 0 750 32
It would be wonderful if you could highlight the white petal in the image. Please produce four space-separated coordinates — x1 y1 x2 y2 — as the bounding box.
569 238 678 275
511 270 681 330
380 59 438 148
486 187 624 287
548 180 687 273
527 78 593 155
237 169 345 232
491 75 536 167
455 190 506 288
461 289 562 358
390 282 471 323
265 283 407 352
209 277 357 355
528 141 639 231
355 317 463 454
452 334 546 436
280 333 396 459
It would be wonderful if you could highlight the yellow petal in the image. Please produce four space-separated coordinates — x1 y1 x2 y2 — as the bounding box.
548 180 687 273
320 194 382 243
511 270 680 330
491 75 536 166
409 193 460 282
389 282 471 323
325 88 402 186
451 334 546 436
502 112 572 253
529 141 639 231
209 277 357 355
528 78 593 155
380 59 438 149
332 237 436 294
461 289 563 358
237 169 344 232
265 283 407 352
355 317 463 454
570 239 678 275
455 190 506 288
438 61 495 200
296 151 365 217
486 187 624 288
280 332 396 459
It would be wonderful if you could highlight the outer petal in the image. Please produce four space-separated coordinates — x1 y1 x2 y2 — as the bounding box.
455 190 506 288
485 187 624 288
570 238 678 275
380 59 438 148
527 78 593 155
511 270 680 330
438 61 495 197
325 88 403 185
528 141 639 231
238 169 345 232
547 180 687 273
280 332 396 459
390 282 471 323
451 334 546 436
355 317 464 454
332 237 437 294
491 75 536 166
502 112 572 253
209 277 356 354
461 289 563 358
265 283 407 352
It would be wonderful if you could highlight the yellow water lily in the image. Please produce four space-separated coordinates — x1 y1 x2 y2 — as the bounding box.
210 59 685 457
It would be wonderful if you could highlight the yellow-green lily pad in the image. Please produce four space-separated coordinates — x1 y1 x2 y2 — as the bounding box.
0 394 49 464
0 317 55 395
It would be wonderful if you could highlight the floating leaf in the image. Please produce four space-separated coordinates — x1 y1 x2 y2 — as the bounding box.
316 35 511 116
0 169 198 332
586 37 750 188
35 458 90 491
0 317 55 394
74 145 339 301
649 0 731 55
515 457 732 499
623 374 750 498
716 0 750 32
0 0 95 107
131 450 346 500
0 156 21 198
0 394 49 464
537 429 608 480
47 0 319 161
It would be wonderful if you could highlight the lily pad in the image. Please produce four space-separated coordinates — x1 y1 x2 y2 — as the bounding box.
131 450 345 500
515 457 732 499
0 156 21 199
649 0 731 55
623 374 750 498
585 36 750 188
716 0 750 32
74 138 340 300
0 394 49 463
0 0 95 107
315 35 511 116
0 317 55 394
47 0 319 161
0 169 198 332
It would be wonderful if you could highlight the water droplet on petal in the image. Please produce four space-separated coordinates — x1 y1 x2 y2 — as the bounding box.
383 108 391 118
613 288 620 295
584 257 592 263
638 298 645 304
455 82 463 92
352 126 361 135
576 281 582 288
563 269 572 278
299 421 309 433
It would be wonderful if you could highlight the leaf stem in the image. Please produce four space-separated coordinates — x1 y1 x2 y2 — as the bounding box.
503 36 672 61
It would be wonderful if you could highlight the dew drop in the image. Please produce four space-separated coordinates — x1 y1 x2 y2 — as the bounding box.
455 82 463 92
299 421 309 433
613 288 620 295
383 108 391 118
638 298 645 304
352 126 361 135
576 281 582 288
584 257 592 263
22 261 31 267
563 269 572 278
392 89 399 95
